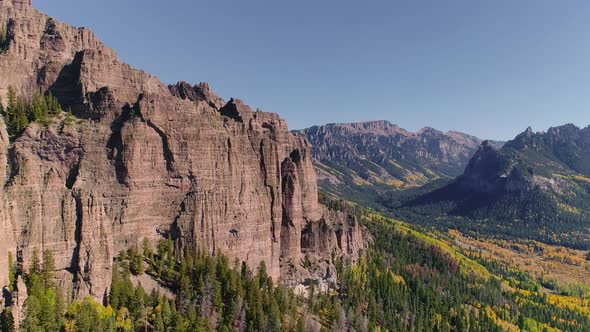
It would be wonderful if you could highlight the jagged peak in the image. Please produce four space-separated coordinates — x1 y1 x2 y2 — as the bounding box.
196 81 211 93
218 98 254 123
416 126 443 135
445 130 483 147
323 120 398 128
168 81 225 109
474 139 499 154
312 120 413 137
546 123 581 134
511 124 590 143
303 121 499 151
510 126 536 144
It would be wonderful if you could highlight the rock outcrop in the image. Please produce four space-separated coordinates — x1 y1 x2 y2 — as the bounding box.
0 0 365 303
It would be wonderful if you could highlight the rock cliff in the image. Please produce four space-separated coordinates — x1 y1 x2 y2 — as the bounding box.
0 0 365 303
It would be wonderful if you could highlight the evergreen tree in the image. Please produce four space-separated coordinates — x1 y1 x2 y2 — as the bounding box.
10 212 590 331
7 252 15 292
21 295 42 332
41 249 55 288
29 248 41 276
129 244 144 276
73 299 103 332
0 24 7 52
63 109 74 128
0 309 15 332
295 315 305 332
142 238 152 263
2 87 64 137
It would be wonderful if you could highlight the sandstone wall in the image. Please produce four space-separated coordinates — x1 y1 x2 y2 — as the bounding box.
0 0 363 301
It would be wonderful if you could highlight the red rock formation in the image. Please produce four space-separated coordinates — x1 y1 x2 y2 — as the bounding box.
0 1 364 303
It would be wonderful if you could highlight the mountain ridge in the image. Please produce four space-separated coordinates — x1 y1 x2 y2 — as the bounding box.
395 123 590 249
300 120 503 207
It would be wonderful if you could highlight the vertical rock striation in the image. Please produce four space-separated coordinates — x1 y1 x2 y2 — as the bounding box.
0 0 365 303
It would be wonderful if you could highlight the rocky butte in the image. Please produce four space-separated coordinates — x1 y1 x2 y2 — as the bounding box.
0 0 365 308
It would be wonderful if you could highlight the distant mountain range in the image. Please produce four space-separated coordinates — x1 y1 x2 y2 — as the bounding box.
388 124 590 249
447 124 590 196
302 121 590 249
300 120 503 206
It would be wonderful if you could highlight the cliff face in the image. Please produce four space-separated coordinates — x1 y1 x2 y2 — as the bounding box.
0 0 364 301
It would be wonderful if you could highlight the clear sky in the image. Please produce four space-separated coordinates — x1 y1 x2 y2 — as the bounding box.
36 0 590 140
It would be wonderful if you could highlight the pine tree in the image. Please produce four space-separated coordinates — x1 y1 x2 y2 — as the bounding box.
46 92 61 117
5 86 16 134
29 248 41 276
29 92 44 124
13 95 28 134
0 24 7 52
257 261 270 290
154 313 165 332
6 86 15 110
166 235 175 273
1 88 63 137
63 109 74 127
130 283 146 324
41 249 56 288
161 297 172 327
74 299 103 332
1 309 15 332
129 244 144 276
7 252 15 292
21 295 42 332
295 315 305 332
142 238 152 263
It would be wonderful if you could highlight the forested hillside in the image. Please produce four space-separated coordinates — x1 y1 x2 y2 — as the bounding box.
3 200 589 331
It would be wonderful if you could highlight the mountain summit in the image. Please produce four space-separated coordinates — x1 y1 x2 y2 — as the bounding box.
402 124 590 248
300 120 502 205
457 124 590 194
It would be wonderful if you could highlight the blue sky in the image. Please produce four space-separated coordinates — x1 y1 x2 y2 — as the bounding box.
36 0 590 140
